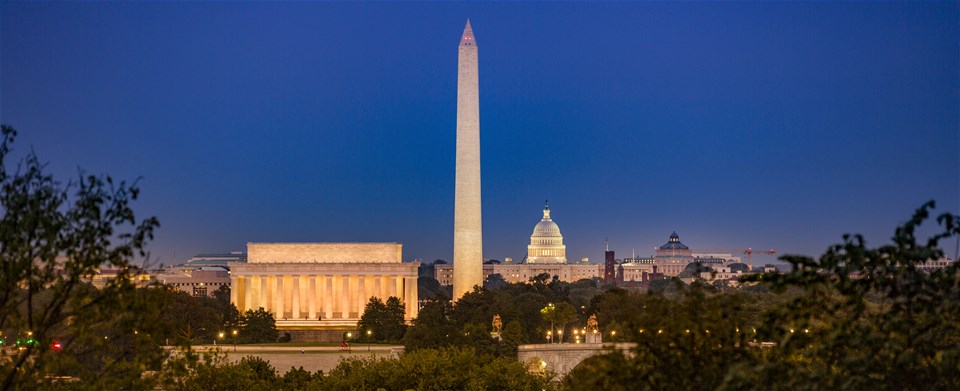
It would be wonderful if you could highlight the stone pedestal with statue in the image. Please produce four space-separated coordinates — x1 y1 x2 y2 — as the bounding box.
585 314 602 344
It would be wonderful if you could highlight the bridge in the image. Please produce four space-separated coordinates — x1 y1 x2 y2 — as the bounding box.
517 343 636 378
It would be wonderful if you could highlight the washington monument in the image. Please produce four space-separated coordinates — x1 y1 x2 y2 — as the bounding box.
453 19 482 300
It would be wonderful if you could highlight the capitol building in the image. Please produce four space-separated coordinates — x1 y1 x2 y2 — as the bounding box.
526 203 568 264
437 203 603 285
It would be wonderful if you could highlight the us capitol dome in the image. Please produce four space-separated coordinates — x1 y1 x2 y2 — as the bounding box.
526 201 568 264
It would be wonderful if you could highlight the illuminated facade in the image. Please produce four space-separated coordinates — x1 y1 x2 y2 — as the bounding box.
230 242 419 329
157 269 230 297
526 202 568 264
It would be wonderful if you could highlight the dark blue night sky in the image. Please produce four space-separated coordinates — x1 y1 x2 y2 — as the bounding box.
2 2 957 265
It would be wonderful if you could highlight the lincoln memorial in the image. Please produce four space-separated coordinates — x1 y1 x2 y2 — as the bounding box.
229 242 419 332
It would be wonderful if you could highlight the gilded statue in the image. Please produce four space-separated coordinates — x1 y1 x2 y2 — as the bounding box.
587 314 599 332
492 314 503 334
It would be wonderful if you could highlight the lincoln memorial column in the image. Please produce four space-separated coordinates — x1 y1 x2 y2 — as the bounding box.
364 276 375 305
307 276 317 320
292 276 301 319
230 276 239 308
357 276 367 318
373 276 383 300
244 276 253 312
275 276 285 319
412 276 419 318
404 276 417 319
324 276 334 320
394 276 404 301
341 277 351 319
259 276 269 314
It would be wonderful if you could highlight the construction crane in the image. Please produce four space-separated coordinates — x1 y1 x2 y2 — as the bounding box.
691 248 777 271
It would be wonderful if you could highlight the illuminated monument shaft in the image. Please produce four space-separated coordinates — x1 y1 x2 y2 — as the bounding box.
453 20 482 300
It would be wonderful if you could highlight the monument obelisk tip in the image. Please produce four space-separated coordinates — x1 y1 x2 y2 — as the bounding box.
460 19 476 46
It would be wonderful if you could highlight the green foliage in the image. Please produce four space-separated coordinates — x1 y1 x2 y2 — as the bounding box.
281 366 319 390
727 201 960 390
356 296 407 343
483 273 507 289
417 275 448 300
406 273 606 356
160 287 224 345
402 295 460 351
540 302 577 342
238 308 278 344
322 346 549 390
0 125 163 389
564 202 960 390
160 350 280 391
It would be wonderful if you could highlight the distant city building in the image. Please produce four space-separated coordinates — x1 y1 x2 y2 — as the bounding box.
89 267 154 289
915 257 955 272
603 248 616 285
229 242 419 332
156 268 231 297
617 232 743 281
699 266 746 282
182 251 246 269
652 231 695 276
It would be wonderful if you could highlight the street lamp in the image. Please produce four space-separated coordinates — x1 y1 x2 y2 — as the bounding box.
232 330 238 351
366 330 372 351
217 332 224 347
546 330 552 344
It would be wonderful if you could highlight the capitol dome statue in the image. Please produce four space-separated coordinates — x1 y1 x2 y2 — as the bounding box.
526 201 568 264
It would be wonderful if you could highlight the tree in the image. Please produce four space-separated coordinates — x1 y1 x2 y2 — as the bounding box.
417 275 445 300
238 308 278 343
323 346 549 390
356 296 406 343
212 285 230 306
160 351 278 391
403 294 459 351
280 366 318 390
483 273 507 290
540 302 577 342
564 202 960 390
0 125 163 389
529 273 552 285
163 289 222 345
727 201 960 390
